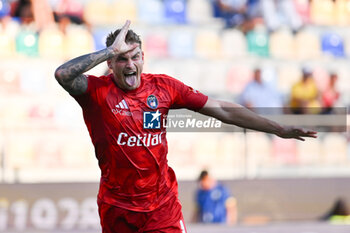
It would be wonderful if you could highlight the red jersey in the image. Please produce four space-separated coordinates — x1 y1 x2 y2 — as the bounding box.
71 73 208 212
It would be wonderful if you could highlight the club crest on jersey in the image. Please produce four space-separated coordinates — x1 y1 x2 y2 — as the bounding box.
147 95 158 109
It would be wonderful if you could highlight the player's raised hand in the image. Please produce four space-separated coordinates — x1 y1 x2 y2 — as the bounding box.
109 20 138 55
277 126 317 141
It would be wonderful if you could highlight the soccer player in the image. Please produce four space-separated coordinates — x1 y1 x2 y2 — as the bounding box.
54 20 316 233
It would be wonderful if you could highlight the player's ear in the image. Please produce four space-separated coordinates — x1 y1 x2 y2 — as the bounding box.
142 51 144 61
107 59 112 69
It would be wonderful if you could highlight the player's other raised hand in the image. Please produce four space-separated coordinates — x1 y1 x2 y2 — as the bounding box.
277 126 317 141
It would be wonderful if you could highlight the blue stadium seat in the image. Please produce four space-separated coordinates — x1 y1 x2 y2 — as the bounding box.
168 30 194 58
137 0 164 24
164 0 187 24
92 28 110 51
321 32 345 58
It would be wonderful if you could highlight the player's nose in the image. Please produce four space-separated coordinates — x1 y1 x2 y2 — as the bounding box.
125 59 133 68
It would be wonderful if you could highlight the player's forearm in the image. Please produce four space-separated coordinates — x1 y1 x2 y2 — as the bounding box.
55 47 114 83
219 102 283 136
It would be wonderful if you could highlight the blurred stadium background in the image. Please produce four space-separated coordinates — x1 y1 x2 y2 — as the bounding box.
1 0 350 232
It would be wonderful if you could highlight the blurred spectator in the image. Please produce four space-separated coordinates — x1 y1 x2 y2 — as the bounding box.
53 0 91 33
321 72 340 114
289 67 321 114
0 0 10 19
11 0 34 25
195 170 237 224
213 0 263 33
239 67 283 114
31 0 55 30
10 0 54 30
261 0 303 33
321 198 350 221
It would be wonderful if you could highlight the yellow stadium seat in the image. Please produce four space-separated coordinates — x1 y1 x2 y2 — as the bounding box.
221 29 247 58
0 31 15 58
310 0 335 25
64 26 94 59
38 26 65 59
83 0 110 26
195 29 221 59
334 0 350 25
269 28 295 59
187 0 213 24
294 29 321 60
110 0 138 24
7 132 35 169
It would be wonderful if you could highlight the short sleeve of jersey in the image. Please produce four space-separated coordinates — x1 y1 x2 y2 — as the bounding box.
163 75 208 111
69 74 100 108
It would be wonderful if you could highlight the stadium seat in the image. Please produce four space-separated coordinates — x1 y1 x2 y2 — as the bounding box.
269 28 295 59
8 133 35 169
15 29 39 57
174 60 201 88
193 134 219 168
0 0 10 18
219 134 246 174
334 0 350 25
144 32 168 58
187 0 213 24
0 30 16 58
195 29 221 59
297 139 321 165
294 0 311 24
322 134 347 164
312 66 330 92
0 67 20 93
225 64 252 95
221 29 247 58
276 64 301 94
164 0 187 24
92 27 110 51
110 0 137 24
168 29 194 58
272 136 298 165
61 136 94 167
83 0 110 26
336 64 350 94
321 32 345 58
310 0 335 25
198 61 227 94
294 29 321 60
19 64 46 93
137 0 164 24
246 30 269 57
38 26 65 59
246 133 272 172
64 26 94 59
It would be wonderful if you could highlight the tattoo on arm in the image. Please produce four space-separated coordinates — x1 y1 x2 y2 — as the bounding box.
55 48 114 95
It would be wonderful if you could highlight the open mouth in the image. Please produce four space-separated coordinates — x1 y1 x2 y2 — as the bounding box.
124 71 137 87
